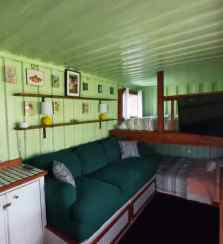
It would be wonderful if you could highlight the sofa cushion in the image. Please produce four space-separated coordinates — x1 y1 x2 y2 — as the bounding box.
52 161 76 187
101 137 121 163
71 177 124 240
117 156 159 176
25 149 82 177
45 177 77 240
119 140 140 159
88 156 158 199
75 141 108 174
87 164 141 200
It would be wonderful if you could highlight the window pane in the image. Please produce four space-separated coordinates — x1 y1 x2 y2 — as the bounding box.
128 94 138 117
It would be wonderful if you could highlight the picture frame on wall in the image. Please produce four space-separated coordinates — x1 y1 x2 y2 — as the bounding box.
24 101 37 116
98 84 102 93
4 64 17 84
65 69 80 97
26 69 44 86
83 82 88 91
110 87 114 95
51 73 60 88
82 102 89 113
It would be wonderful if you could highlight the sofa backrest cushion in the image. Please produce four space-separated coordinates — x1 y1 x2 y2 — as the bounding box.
75 140 108 175
25 149 82 177
101 137 121 163
138 142 156 158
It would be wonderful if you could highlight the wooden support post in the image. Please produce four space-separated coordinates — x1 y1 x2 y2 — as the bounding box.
157 71 164 132
118 89 124 122
171 100 174 122
220 202 223 244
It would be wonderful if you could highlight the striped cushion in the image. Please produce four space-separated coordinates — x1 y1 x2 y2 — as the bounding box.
52 161 75 187
119 141 140 159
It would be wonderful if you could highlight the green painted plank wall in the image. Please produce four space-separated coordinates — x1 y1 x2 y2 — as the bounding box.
143 59 223 116
0 52 117 161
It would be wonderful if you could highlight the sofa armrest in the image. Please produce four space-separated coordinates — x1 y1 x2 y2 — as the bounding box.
45 177 77 213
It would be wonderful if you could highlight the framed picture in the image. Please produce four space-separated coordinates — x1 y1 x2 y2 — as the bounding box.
82 102 89 113
83 82 88 91
51 73 60 88
24 101 36 116
65 69 80 97
26 69 44 86
53 101 60 113
110 87 114 95
98 84 102 93
4 64 17 84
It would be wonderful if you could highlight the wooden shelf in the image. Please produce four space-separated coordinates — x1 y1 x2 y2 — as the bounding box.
111 129 223 148
14 93 117 101
15 119 117 131
164 91 223 101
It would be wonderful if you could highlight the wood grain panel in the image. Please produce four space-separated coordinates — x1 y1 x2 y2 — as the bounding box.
0 53 118 162
111 129 223 148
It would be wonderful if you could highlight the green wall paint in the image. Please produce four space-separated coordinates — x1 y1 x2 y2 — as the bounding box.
143 59 223 116
0 52 117 161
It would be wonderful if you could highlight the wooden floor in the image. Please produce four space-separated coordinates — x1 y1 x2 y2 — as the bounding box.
120 193 219 244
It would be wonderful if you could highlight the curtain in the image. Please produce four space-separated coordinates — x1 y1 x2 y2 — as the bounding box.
122 88 130 119
137 90 143 118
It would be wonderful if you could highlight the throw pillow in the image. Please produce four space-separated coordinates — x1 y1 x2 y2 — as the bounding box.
52 160 75 187
119 140 140 159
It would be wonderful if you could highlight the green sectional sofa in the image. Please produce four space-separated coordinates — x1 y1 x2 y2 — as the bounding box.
25 137 159 243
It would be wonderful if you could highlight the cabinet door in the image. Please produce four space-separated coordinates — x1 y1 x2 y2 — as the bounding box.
0 194 8 244
6 181 43 244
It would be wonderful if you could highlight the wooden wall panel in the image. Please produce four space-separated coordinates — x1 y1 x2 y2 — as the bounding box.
0 53 118 161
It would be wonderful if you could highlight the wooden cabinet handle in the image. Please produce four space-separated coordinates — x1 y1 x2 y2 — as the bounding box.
3 203 11 210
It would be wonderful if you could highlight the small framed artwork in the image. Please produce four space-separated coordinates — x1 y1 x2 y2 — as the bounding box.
53 101 60 113
26 69 44 86
83 82 88 91
65 69 80 97
110 87 114 95
82 102 89 113
51 73 60 88
24 101 36 116
4 64 17 84
98 84 102 93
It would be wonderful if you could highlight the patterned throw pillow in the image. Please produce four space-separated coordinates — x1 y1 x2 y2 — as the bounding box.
119 141 140 159
52 161 75 187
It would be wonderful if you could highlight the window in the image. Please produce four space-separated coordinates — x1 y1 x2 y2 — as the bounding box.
128 93 139 117
121 89 143 120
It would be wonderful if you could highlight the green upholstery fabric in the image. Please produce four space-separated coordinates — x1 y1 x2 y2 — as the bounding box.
138 142 156 158
25 149 82 177
45 177 78 239
75 141 108 174
88 156 158 199
101 137 121 163
71 177 124 241
45 177 76 218
34 137 159 242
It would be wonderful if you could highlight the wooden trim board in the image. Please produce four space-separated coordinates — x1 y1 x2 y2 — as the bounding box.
164 90 223 101
14 92 117 101
111 129 223 148
0 158 22 170
0 158 47 193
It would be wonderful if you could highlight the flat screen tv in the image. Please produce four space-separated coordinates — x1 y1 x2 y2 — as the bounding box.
178 95 223 137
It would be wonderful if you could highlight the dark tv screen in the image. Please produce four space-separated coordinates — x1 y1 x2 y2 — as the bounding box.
178 95 223 136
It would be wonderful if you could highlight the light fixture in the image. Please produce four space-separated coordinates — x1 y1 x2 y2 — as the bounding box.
99 103 108 121
41 101 53 126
